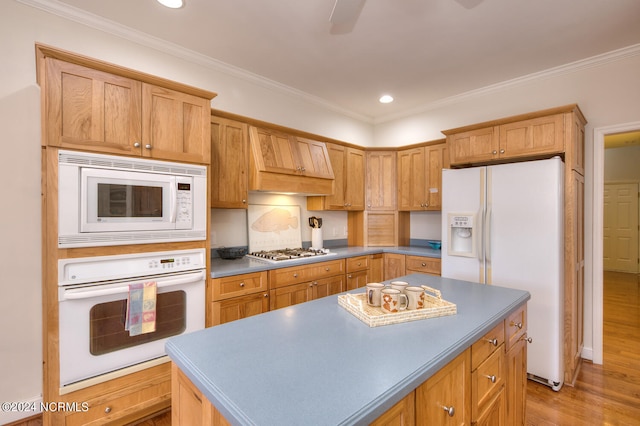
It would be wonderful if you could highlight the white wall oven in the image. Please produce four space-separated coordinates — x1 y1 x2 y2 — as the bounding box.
57 249 206 392
57 150 207 248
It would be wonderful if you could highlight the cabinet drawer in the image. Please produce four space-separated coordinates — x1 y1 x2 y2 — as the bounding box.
269 259 345 289
471 321 505 370
405 256 440 275
472 344 505 420
346 255 369 273
65 379 170 426
211 292 269 326
211 272 268 301
505 304 527 350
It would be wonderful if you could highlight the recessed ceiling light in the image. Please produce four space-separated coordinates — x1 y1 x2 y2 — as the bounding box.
379 95 394 104
157 0 184 8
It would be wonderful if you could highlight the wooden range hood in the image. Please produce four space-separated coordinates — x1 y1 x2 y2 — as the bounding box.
249 126 335 195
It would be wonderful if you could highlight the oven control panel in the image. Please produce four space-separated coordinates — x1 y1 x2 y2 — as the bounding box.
58 249 206 285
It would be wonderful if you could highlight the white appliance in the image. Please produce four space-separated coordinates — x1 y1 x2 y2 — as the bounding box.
441 157 564 391
57 249 206 392
58 150 207 248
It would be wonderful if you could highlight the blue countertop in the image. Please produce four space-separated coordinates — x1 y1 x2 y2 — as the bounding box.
166 273 530 425
211 246 441 278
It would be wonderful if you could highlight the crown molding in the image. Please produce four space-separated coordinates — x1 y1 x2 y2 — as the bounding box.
374 43 640 124
17 0 640 126
17 0 374 123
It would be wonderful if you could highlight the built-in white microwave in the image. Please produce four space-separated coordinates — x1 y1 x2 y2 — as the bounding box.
58 150 207 248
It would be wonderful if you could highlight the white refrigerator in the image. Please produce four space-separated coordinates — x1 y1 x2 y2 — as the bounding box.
441 157 564 391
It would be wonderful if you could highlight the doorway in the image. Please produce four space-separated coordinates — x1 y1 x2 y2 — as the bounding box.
592 124 640 365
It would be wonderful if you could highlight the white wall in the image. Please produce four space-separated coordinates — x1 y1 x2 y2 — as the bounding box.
2 0 640 420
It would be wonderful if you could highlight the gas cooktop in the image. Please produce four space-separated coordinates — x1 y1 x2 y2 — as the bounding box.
247 248 336 263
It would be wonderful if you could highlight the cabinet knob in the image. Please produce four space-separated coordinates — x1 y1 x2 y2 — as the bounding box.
293 273 298 278
104 406 112 414
264 293 268 298
325 267 330 271
511 321 523 329
486 338 498 346
242 199 247 204
347 274 352 278
492 150 497 155
301 167 306 172
145 144 152 149
239 282 245 287
442 405 455 417
485 374 497 383
421 262 426 267
520 335 533 343
133 142 141 148
500 149 505 154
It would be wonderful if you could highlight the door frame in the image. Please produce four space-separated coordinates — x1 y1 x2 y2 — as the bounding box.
592 121 640 365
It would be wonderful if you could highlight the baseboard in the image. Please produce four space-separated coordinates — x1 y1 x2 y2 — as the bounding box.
581 346 593 361
0 395 43 425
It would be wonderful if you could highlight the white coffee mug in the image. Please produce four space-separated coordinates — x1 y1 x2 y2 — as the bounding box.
405 286 426 310
380 288 408 313
365 283 385 307
390 281 409 293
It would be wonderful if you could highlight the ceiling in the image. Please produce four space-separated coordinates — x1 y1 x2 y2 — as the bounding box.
31 0 640 122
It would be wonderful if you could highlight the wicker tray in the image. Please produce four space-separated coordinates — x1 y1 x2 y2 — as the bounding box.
338 286 457 327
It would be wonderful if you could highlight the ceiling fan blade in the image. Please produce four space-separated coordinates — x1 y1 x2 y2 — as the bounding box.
329 0 366 28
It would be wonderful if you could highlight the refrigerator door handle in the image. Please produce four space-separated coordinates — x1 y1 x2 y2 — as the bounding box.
485 205 492 264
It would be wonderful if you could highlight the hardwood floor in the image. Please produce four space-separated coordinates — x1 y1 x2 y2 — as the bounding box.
12 272 639 425
526 271 640 425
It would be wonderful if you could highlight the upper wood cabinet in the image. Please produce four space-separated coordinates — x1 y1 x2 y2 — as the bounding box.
366 151 397 211
397 141 448 211
307 143 365 211
210 116 249 208
37 46 215 164
444 105 584 167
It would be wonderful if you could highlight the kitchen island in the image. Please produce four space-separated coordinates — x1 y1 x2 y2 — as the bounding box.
166 273 530 425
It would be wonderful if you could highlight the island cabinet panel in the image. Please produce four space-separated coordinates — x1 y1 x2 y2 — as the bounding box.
172 364 231 426
370 391 415 426
210 116 249 208
416 348 471 426
39 51 214 164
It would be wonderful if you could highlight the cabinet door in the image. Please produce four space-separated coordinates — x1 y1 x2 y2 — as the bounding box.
210 117 249 208
505 337 527 426
141 84 211 164
425 143 449 211
322 143 347 209
448 127 499 166
210 272 268 302
498 114 564 160
369 254 384 283
346 269 368 291
269 282 313 310
384 253 406 281
397 147 426 211
416 348 470 426
211 292 269 326
313 275 344 299
366 151 397 211
44 58 142 155
344 147 365 210
405 256 441 276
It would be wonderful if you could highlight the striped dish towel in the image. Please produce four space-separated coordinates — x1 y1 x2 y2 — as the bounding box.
125 282 157 336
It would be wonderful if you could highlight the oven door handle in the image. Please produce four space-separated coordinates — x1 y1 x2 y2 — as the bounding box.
61 270 205 301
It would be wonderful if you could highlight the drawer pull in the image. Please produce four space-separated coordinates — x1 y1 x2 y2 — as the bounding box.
486 338 498 346
293 273 298 278
325 267 330 271
239 282 245 287
104 406 112 414
347 274 353 278
442 405 455 417
511 321 523 329
485 374 497 383
520 335 533 344
263 293 268 298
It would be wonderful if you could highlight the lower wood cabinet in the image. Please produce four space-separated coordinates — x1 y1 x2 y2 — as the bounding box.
406 255 441 276
211 292 269 326
208 271 268 327
384 253 406 280
370 391 415 426
416 348 471 425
